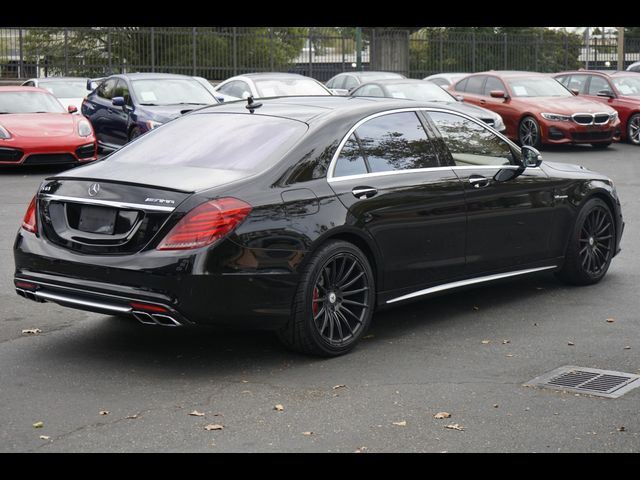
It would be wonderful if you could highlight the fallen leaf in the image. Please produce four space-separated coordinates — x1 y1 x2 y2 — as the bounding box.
445 423 464 431
481 340 490 344
567 341 575 346
472 306 479 311
354 446 368 453
274 404 284 412
33 421 44 428
22 328 42 335
392 420 407 427
533 323 538 326
536 287 544 290
302 431 313 436
189 410 205 417
39 435 50 440
241 390 251 394
606 318 615 323
99 410 109 416
502 340 510 344
433 412 451 419
332 384 346 390
493 404 499 408
618 426 626 432
363 334 375 339
624 346 631 350
204 424 224 431
241 380 249 383
126 414 138 419
505 353 514 357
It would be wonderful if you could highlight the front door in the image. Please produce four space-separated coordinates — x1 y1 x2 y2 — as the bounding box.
426 110 559 275
327 111 468 293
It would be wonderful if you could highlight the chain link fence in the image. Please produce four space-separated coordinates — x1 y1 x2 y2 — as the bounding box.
1 27 639 82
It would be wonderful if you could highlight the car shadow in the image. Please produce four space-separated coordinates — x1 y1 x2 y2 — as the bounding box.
27 272 582 380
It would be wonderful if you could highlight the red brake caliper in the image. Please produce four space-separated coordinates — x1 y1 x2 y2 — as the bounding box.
312 287 320 316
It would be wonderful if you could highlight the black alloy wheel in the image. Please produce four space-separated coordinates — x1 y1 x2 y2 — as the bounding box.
277 240 375 356
628 113 640 145
556 198 615 285
519 116 542 148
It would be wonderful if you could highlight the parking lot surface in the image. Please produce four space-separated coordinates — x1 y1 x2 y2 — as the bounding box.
1 144 639 452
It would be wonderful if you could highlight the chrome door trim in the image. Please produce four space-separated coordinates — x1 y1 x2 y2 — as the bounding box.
386 265 557 304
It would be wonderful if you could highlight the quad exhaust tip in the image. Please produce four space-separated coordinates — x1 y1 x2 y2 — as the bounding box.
131 311 182 327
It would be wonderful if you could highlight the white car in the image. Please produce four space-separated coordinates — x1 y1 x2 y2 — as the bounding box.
423 73 469 88
215 72 333 101
627 61 640 73
21 77 92 113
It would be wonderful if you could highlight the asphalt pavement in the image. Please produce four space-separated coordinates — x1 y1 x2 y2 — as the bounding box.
0 144 639 452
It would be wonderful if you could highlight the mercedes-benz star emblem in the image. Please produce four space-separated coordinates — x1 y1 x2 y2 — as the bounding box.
88 183 101 197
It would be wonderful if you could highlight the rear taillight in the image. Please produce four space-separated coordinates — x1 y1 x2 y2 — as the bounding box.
22 196 37 233
157 197 252 251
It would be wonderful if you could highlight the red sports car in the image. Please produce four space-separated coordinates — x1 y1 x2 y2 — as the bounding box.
554 70 640 146
0 86 97 166
450 71 621 148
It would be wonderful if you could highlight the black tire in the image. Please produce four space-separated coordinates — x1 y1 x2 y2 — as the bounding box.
518 116 542 148
277 240 375 357
556 198 615 286
627 113 640 145
591 142 612 149
129 127 143 142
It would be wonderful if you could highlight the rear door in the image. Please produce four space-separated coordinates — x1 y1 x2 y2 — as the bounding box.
425 110 559 275
83 77 118 147
327 110 467 293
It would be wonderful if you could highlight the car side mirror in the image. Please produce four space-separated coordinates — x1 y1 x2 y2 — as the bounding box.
67 105 78 114
86 79 93 91
112 97 125 107
570 88 580 96
490 90 508 99
597 89 615 98
521 145 542 168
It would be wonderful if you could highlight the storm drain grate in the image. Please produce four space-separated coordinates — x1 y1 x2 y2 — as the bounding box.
525 366 640 398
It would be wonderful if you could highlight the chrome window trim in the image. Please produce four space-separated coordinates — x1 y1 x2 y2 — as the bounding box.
326 106 520 182
40 194 175 212
386 266 557 304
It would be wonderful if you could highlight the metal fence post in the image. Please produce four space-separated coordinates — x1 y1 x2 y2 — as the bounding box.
192 27 197 76
534 33 538 71
64 28 69 76
472 31 476 72
269 30 274 71
18 28 24 78
107 28 112 75
151 27 155 72
564 34 568 70
232 27 237 75
439 32 444 73
308 33 313 76
504 33 508 69
341 36 346 71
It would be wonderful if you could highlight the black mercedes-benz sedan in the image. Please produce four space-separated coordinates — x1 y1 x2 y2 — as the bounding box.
14 96 624 356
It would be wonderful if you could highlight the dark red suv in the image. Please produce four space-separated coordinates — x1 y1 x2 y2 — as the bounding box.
554 70 640 145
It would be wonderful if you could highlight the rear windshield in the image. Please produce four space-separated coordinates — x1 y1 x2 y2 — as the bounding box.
105 113 308 171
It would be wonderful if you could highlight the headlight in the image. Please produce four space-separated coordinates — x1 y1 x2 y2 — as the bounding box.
0 124 11 139
540 112 571 122
610 111 619 121
493 115 506 132
77 119 92 137
146 120 163 130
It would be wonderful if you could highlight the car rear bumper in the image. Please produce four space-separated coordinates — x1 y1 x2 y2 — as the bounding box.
14 231 299 329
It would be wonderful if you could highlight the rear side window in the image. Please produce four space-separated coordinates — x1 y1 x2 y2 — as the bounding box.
454 77 469 92
587 75 610 96
353 111 438 173
465 75 486 94
334 135 368 177
105 113 308 172
344 76 359 90
483 76 505 96
97 78 117 100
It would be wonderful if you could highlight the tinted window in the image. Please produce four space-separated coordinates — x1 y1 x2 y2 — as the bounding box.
218 80 251 99
113 79 131 105
353 84 385 97
344 76 359 90
587 75 610 96
483 76 505 96
328 75 345 89
355 112 439 172
254 78 329 97
455 77 469 92
97 78 117 100
386 82 455 102
39 80 88 98
334 134 368 177
506 77 572 97
465 75 486 94
428 111 514 166
105 113 308 172
131 78 214 105
566 74 588 93
555 75 569 87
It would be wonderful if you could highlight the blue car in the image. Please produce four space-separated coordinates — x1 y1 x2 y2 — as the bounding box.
81 73 219 151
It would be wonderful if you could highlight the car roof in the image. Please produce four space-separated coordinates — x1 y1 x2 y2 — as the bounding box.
196 95 447 124
0 86 53 93
29 77 89 82
232 72 314 80
358 79 434 86
108 72 199 80
555 70 639 77
474 71 548 78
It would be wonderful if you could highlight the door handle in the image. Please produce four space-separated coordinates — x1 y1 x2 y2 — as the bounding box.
469 175 490 188
480 99 487 105
352 186 378 199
